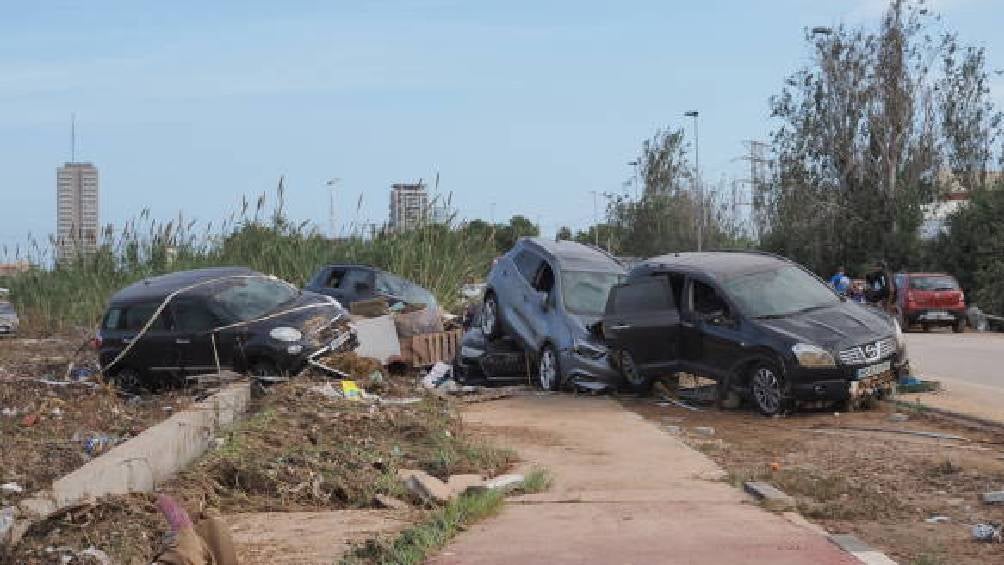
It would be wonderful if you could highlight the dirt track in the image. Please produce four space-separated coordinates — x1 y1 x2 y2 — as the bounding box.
622 395 1004 564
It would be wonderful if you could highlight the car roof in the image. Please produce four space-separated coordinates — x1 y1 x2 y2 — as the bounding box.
520 238 625 273
899 272 956 278
110 266 260 303
322 264 378 271
630 251 793 280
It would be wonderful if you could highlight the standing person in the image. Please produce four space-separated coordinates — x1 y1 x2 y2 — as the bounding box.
865 261 896 313
829 266 850 296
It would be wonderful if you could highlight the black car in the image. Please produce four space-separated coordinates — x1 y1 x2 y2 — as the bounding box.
97 267 350 390
305 264 438 311
602 252 908 415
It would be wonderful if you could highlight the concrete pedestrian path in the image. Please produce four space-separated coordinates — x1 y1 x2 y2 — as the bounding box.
430 394 861 565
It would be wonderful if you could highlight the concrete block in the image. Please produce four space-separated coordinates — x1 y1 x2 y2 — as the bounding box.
692 426 715 436
484 474 524 492
352 316 401 365
373 494 411 510
398 469 451 504
446 474 485 496
981 491 1004 504
16 497 56 519
743 481 795 511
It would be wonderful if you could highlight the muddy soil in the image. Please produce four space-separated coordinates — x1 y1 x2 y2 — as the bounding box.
0 337 192 507
622 394 1004 565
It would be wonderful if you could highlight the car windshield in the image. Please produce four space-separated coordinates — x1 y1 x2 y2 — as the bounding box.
722 266 840 319
910 275 959 291
561 271 624 316
0 302 14 316
208 276 298 322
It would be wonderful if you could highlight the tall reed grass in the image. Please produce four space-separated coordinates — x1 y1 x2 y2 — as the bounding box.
0 184 498 334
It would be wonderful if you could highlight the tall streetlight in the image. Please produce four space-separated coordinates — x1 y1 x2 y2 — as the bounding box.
684 110 701 251
627 160 640 199
589 190 599 246
326 178 340 238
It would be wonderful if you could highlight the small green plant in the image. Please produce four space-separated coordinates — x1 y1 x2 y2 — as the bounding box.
516 467 554 494
343 489 505 565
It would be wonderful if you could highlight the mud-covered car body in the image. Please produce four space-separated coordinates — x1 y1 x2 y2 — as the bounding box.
603 252 908 414
305 264 438 311
0 301 18 335
481 238 625 389
98 267 349 385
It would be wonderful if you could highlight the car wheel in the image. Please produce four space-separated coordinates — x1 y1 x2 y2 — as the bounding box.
620 350 653 395
537 345 561 391
953 319 965 333
481 293 502 339
108 367 144 394
749 363 790 417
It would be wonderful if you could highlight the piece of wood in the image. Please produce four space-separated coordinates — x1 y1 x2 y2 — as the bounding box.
397 329 462 367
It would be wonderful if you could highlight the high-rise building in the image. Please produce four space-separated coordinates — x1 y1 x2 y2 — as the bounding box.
56 162 99 262
388 182 429 232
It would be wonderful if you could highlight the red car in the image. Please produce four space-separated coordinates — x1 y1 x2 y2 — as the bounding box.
893 272 966 333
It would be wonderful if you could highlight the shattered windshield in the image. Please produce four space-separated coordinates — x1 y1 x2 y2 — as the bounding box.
910 275 959 291
207 276 298 322
561 271 624 316
722 266 840 319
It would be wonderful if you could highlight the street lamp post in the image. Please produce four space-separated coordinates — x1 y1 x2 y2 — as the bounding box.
590 190 599 247
627 160 640 199
684 111 701 251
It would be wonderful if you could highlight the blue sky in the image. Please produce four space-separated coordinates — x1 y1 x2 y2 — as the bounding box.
1 0 1000 253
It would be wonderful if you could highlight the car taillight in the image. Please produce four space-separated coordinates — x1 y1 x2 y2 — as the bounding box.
906 291 916 305
90 334 102 350
956 292 966 305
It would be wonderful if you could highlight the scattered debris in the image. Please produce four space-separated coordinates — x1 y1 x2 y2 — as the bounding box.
693 426 716 436
422 362 453 389
982 491 1004 505
888 413 909 422
379 397 423 406
82 434 120 457
898 380 941 394
665 425 682 434
743 481 796 512
79 547 113 564
925 515 951 524
353 315 402 365
310 382 343 400
373 494 411 510
0 482 23 494
657 396 701 412
446 474 486 496
972 522 1003 543
398 469 452 504
805 427 967 442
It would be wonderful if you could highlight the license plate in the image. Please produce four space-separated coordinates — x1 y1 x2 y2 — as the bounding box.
856 361 891 379
922 310 952 320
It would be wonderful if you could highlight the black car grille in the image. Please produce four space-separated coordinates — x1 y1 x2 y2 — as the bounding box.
837 337 896 366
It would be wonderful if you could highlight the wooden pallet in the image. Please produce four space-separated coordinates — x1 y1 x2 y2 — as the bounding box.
398 329 462 367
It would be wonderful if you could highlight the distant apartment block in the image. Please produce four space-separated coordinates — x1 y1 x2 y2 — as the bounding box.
388 182 429 232
56 162 99 262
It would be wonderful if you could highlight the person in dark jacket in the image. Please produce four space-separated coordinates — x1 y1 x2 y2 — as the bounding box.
865 261 896 313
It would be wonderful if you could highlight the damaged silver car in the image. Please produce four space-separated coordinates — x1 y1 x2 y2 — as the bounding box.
481 238 625 390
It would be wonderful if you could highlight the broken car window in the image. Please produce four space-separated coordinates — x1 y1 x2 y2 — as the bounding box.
325 268 347 288
514 251 543 283
562 271 625 316
722 266 840 319
341 269 372 291
173 298 221 332
534 262 555 293
209 277 298 322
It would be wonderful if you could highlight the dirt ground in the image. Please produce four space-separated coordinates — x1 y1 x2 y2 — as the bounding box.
0 337 192 508
621 389 1004 565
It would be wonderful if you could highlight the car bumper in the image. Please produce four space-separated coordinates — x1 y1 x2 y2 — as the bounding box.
788 354 907 402
561 350 620 386
907 308 965 325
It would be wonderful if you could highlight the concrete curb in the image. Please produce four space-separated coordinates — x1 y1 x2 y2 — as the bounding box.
828 533 898 564
3 381 250 545
891 399 1004 433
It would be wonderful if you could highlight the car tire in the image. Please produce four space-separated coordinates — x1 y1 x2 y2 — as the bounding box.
108 367 144 394
749 362 791 417
481 292 502 340
537 344 561 391
619 350 653 395
953 319 965 333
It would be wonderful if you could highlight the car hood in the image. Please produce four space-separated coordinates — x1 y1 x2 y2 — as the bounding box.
235 290 347 336
753 301 894 352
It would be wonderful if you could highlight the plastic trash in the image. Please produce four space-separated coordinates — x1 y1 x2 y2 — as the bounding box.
83 434 119 457
972 522 1002 543
422 362 453 389
0 506 14 541
0 482 23 494
341 380 363 400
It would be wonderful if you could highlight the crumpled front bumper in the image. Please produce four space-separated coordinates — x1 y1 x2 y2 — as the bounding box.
560 349 620 387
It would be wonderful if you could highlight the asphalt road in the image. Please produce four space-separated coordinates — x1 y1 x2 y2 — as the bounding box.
902 331 1004 421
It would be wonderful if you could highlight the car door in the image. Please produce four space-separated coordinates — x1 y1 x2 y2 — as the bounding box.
525 259 557 345
114 302 178 375
171 296 229 375
603 276 680 374
684 277 745 378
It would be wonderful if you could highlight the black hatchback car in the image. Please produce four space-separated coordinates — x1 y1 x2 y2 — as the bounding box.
97 267 350 389
305 264 439 311
602 252 908 415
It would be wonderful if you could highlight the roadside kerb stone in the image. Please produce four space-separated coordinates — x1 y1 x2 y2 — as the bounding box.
2 380 250 546
981 490 1004 504
446 474 486 496
398 469 452 504
828 534 898 565
743 481 796 512
484 474 524 493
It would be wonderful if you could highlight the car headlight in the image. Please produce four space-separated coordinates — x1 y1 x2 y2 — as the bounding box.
792 343 835 367
269 326 303 342
572 339 607 360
